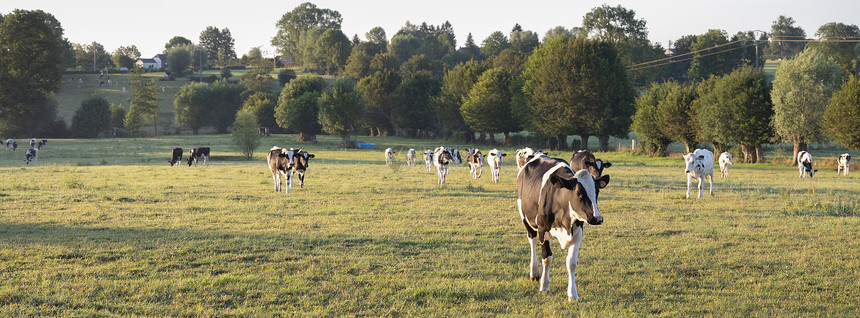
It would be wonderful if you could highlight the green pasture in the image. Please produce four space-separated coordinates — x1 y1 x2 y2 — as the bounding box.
0 135 858 316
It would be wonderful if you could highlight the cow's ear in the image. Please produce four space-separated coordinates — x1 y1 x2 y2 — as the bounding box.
549 174 566 189
597 175 610 189
501 153 507 157
603 162 612 168
698 155 705 160
307 154 315 158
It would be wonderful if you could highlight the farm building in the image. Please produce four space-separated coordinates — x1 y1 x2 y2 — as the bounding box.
135 53 168 71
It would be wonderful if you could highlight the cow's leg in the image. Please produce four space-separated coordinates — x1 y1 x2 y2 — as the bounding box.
708 174 714 196
478 165 483 178
298 171 305 188
697 176 704 199
272 172 280 192
539 238 553 292
566 226 584 301
204 155 209 166
522 218 541 281
686 174 692 199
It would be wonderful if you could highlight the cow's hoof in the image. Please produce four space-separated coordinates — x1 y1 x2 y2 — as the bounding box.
530 275 540 281
568 296 580 302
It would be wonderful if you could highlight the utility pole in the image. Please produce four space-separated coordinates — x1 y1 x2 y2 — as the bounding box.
93 41 97 73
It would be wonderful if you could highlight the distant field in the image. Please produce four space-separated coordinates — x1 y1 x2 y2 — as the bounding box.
0 135 857 316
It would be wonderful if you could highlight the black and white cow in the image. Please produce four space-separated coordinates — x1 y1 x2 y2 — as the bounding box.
28 138 37 148
169 147 183 166
268 147 295 193
449 148 462 164
837 153 851 176
516 147 542 171
487 149 507 184
569 150 612 179
517 154 609 301
406 148 417 167
424 149 433 173
718 152 734 178
384 148 394 165
187 147 210 166
797 151 816 178
5 139 16 151
37 139 47 149
683 149 714 199
291 148 315 189
433 146 453 185
467 148 483 179
25 147 38 165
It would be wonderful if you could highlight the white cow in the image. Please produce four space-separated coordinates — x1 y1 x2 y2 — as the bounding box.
466 148 483 179
406 148 417 167
683 149 714 199
424 149 433 173
516 147 537 171
487 149 507 184
797 151 816 178
5 139 15 150
25 147 38 165
433 147 453 185
837 153 851 176
384 148 394 165
718 152 734 178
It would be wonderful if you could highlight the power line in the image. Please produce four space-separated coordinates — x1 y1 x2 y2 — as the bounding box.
627 43 756 71
626 39 748 69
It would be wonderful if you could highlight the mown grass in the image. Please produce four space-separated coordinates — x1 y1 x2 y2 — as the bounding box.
0 135 858 316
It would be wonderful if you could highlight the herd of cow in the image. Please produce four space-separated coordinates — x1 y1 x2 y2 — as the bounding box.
4 138 47 165
168 147 211 167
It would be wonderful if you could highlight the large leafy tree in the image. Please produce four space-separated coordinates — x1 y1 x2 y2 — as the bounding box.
356 70 400 136
230 109 262 160
766 15 807 60
272 2 342 64
688 29 733 81
71 94 111 138
111 45 141 69
664 34 696 82
631 83 673 156
207 80 244 133
173 82 208 134
167 45 193 76
127 68 161 135
772 47 842 164
436 60 487 140
824 75 860 149
319 79 365 147
276 76 326 142
242 91 278 134
657 81 699 152
510 28 539 54
582 4 664 86
461 68 519 145
390 72 441 137
0 9 66 136
240 60 275 98
313 28 351 75
73 42 113 71
199 26 236 67
164 36 193 52
698 66 773 163
388 33 421 63
481 31 510 58
810 22 860 76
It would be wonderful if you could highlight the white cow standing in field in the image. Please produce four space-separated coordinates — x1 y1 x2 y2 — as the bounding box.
797 151 816 178
406 148 417 167
487 149 506 184
718 152 734 178
384 148 394 165
424 150 433 173
837 153 851 176
684 149 714 199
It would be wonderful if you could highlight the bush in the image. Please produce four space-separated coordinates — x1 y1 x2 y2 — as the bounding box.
231 109 262 159
71 94 111 138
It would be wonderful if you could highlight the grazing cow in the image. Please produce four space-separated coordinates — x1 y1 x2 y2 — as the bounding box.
28 138 37 148
487 149 507 184
187 147 210 166
683 149 715 199
169 148 183 166
37 139 47 149
837 153 851 176
516 147 539 171
267 147 296 193
291 148 315 189
384 148 394 165
797 151 816 178
424 150 433 173
718 152 734 178
25 148 38 165
517 154 610 301
5 139 15 150
569 150 612 179
466 149 483 179
406 148 417 167
449 148 462 164
433 147 453 185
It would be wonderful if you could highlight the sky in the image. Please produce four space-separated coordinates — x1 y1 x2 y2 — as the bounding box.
2 1 858 58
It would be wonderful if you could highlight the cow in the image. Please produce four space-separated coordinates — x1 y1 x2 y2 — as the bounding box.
37 139 47 149
291 148 315 189
187 147 210 166
517 153 610 301
449 148 462 164
267 147 295 193
683 149 715 199
467 149 483 179
797 151 816 178
25 147 38 165
837 153 851 176
424 149 433 173
406 148 417 167
5 139 15 150
718 152 734 178
384 148 394 165
28 138 37 148
433 147 453 185
487 149 507 184
516 147 542 171
569 150 612 179
169 148 183 166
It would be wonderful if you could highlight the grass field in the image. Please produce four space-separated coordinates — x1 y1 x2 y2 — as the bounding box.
0 135 858 316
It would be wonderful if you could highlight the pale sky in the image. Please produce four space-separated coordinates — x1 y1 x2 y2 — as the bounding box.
2 1 858 58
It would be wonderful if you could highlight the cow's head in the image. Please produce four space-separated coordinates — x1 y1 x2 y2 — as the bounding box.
549 170 609 226
683 153 706 174
450 148 461 163
438 149 453 165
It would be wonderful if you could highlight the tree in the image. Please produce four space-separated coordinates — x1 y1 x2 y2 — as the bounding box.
112 45 141 69
173 83 208 134
510 28 539 54
664 35 696 82
632 83 673 156
199 26 236 67
313 28 351 75
657 81 699 152
127 68 161 135
278 69 297 86
231 109 262 159
688 30 732 81
388 33 422 63
0 9 66 136
436 59 487 139
462 33 480 58
110 103 126 130
164 36 193 52
319 79 365 147
345 48 372 79
71 94 111 138
74 42 113 71
810 22 860 76
481 31 510 58
582 4 664 86
167 45 193 76
356 70 400 136
543 26 571 43
390 72 441 137
698 66 773 163
824 75 860 149
365 26 388 54
461 68 519 145
276 76 326 142
240 60 275 98
766 16 807 60
272 2 342 64
772 47 842 164
399 54 441 80
207 80 244 133
242 91 278 134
